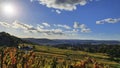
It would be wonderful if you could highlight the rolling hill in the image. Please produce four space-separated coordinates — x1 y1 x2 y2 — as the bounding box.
0 32 120 68
23 38 120 46
0 32 35 46
1 32 120 46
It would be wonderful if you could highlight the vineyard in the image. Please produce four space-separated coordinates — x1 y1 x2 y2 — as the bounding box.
0 46 119 68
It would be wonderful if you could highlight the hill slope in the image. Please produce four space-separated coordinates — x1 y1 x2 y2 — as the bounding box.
0 32 34 46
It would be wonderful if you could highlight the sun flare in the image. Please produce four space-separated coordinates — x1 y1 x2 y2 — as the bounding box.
1 3 16 16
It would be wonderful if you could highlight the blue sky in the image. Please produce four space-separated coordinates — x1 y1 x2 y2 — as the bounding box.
0 0 120 40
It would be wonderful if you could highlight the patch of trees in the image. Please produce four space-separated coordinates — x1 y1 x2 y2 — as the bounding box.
54 44 120 60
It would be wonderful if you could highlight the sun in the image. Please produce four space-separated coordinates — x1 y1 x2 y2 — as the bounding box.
3 4 15 14
1 3 17 16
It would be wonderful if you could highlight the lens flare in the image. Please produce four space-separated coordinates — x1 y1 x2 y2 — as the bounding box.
1 3 17 16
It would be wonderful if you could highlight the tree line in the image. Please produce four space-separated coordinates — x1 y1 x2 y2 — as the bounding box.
54 44 120 61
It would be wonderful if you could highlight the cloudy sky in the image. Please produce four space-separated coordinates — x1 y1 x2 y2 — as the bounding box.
0 0 120 40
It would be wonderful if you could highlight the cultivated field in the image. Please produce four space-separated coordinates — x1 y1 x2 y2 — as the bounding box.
0 45 120 68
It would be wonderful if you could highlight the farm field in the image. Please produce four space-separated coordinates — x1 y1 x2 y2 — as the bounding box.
0 45 120 68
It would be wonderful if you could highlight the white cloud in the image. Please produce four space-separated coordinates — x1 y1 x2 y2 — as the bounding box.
0 20 64 35
13 20 33 30
37 28 64 35
0 21 11 28
73 29 79 32
65 29 79 33
81 28 91 33
96 21 104 24
56 10 61 14
73 22 91 33
0 20 91 37
37 24 44 28
51 9 61 14
73 22 80 28
12 22 63 35
33 0 92 11
96 18 120 24
79 24 86 29
74 22 87 29
54 24 71 29
42 22 51 27
52 29 62 33
12 21 64 35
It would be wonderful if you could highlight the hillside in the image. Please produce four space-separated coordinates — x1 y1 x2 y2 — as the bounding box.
23 45 120 68
0 32 35 46
0 32 120 68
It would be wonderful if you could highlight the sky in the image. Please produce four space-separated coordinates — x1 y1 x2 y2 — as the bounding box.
0 0 120 40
